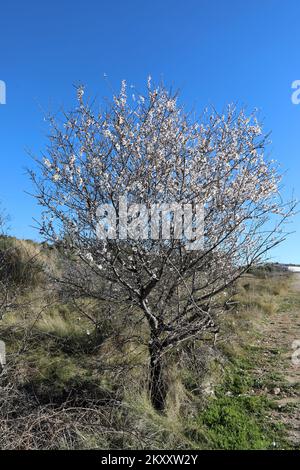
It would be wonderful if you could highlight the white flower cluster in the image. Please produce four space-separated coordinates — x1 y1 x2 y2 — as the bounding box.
36 79 287 274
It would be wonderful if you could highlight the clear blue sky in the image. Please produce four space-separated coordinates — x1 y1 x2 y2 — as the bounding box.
0 0 299 263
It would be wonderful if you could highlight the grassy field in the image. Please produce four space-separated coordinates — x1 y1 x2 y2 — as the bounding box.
0 237 299 450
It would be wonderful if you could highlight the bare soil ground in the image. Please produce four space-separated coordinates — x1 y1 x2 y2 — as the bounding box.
258 274 300 446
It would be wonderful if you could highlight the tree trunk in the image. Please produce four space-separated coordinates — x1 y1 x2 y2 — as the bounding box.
148 338 167 411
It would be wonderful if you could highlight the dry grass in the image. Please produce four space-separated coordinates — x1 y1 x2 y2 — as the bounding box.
0 252 295 449
234 274 290 316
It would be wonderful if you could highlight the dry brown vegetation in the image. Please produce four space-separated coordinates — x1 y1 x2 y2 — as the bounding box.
1 239 299 449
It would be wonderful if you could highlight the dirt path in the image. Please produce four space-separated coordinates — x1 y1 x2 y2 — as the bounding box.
259 274 300 446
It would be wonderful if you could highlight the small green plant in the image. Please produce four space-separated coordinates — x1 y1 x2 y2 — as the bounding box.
196 396 281 450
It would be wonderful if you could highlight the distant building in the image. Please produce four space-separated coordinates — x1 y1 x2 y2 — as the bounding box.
287 265 300 273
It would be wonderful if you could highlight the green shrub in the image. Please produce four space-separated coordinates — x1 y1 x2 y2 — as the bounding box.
197 396 276 450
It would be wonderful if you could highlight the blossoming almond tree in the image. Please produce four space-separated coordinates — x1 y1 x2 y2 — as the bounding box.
30 79 295 410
